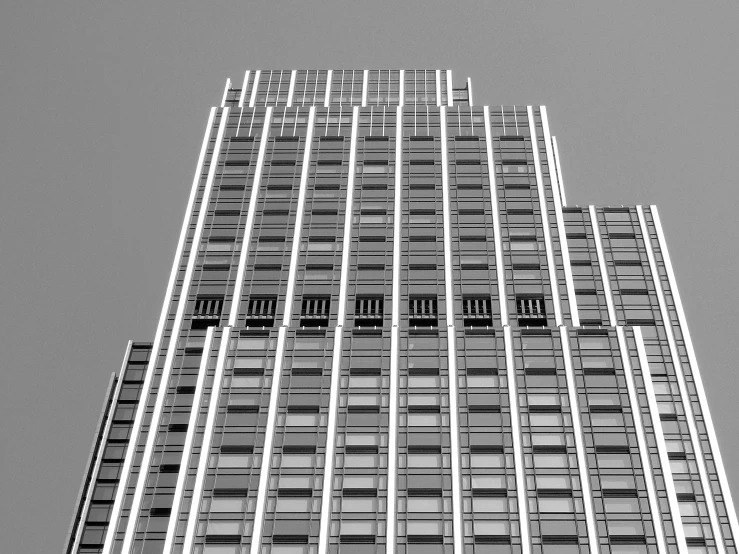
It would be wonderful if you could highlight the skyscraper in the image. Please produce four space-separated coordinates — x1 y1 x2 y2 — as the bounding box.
65 69 738 554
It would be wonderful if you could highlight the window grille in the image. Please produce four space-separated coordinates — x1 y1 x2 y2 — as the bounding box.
409 296 438 326
300 296 330 327
245 296 277 326
463 296 493 326
516 296 547 326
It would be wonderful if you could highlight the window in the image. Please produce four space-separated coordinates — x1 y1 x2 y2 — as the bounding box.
408 497 443 512
355 296 383 324
463 296 493 326
206 520 241 535
408 454 441 468
516 296 546 326
408 413 441 427
409 296 438 326
192 296 224 329
245 296 276 326
276 497 312 512
534 453 568 468
342 497 376 513
604 498 640 514
300 296 330 326
473 497 507 513
539 497 573 513
285 413 319 427
209 498 245 512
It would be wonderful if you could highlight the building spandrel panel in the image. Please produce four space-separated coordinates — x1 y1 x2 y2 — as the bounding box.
66 70 738 554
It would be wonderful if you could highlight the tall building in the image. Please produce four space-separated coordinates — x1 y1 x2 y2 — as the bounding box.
65 69 738 554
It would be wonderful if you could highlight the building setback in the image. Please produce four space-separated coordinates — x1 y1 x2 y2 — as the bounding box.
65 70 738 554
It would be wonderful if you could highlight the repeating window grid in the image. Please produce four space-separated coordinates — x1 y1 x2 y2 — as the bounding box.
623 328 681 553
456 331 522 550
293 70 329 108
494 106 531 138
447 127 501 328
347 126 395 329
258 70 292 107
570 331 661 554
73 345 152 554
330 70 363 106
598 209 661 326
136 334 222 553
494 138 554 328
531 108 574 326
642 327 720 553
367 69 401 106
292 131 352 328
396 330 455 549
563 209 609 326
513 331 591 554
162 330 218 551
258 331 335 549
400 130 446 326
403 70 437 108
184 333 274 551
329 331 392 549
194 123 261 316
643 208 737 552
238 122 308 328
168 338 223 549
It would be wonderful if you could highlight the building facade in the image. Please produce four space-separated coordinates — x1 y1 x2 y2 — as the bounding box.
65 69 738 554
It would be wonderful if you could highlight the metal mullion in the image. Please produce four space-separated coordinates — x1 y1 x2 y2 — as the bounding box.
528 105 563 325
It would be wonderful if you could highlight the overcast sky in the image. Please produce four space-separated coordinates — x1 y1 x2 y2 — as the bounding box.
1 1 738 551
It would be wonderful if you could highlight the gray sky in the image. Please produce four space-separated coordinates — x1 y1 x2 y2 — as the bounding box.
1 1 738 551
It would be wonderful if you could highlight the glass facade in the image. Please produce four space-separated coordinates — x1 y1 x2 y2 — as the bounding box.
65 70 737 554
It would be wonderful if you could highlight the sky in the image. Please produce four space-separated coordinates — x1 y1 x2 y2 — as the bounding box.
1 1 738 551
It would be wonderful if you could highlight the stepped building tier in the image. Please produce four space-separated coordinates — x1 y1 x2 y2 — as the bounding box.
65 70 738 554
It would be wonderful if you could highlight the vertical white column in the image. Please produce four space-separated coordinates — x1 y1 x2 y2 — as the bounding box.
249 108 316 554
286 69 297 108
589 206 617 325
528 106 563 325
220 78 231 107
466 77 473 107
651 206 739 539
638 206 726 554
504 326 531 554
181 328 232 554
386 105 403 554
551 136 567 206
228 108 273 325
249 70 261 108
398 69 404 107
439 105 464 553
324 70 332 108
362 69 369 107
540 106 578 326
318 106 359 554
162 327 215 553
101 106 223 554
560 327 599 554
238 71 251 108
435 69 442 107
71 343 131 553
446 70 453 107
616 327 668 554
634 327 689 554
483 106 509 325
